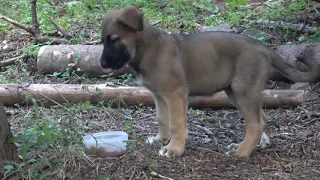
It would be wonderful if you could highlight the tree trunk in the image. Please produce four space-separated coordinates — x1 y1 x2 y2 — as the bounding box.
0 102 19 178
0 83 305 109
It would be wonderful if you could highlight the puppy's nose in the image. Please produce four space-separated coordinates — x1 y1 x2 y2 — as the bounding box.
100 58 108 68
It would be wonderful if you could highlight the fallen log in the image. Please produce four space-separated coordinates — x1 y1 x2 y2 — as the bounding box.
37 45 116 77
36 42 320 81
0 84 305 108
249 20 317 34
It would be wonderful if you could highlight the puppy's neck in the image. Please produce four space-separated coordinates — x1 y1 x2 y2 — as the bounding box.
138 20 164 44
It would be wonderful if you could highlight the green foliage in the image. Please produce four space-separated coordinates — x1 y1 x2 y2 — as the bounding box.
148 158 158 170
96 174 111 180
4 164 14 177
119 73 134 84
189 108 201 116
6 98 86 179
225 0 247 11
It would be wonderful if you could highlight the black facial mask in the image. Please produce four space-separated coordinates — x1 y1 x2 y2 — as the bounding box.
100 35 131 70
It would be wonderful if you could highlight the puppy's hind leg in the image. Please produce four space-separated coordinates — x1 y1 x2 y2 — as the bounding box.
146 94 170 145
258 110 271 149
224 87 267 157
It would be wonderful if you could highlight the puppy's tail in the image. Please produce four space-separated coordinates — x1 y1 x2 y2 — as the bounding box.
270 47 320 82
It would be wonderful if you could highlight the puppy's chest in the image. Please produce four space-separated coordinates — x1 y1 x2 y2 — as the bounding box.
136 75 156 92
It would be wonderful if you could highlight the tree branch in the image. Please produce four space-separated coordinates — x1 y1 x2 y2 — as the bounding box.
48 17 72 39
0 1 70 45
30 0 40 36
0 14 35 35
0 54 30 67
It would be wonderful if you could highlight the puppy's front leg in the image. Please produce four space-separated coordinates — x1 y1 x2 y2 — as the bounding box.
146 94 170 145
159 87 188 158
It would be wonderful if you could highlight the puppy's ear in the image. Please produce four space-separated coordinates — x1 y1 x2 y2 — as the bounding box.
117 6 143 32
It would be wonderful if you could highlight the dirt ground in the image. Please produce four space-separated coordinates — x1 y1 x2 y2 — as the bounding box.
70 83 320 180
1 3 320 180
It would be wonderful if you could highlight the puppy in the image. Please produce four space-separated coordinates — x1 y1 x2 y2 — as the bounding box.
99 6 319 158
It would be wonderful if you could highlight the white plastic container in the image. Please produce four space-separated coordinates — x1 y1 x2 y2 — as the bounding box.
83 131 128 157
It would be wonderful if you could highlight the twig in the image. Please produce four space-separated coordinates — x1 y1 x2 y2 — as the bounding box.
311 169 320 175
0 14 35 35
22 88 65 108
188 131 208 137
303 118 319 125
48 17 72 39
129 167 136 180
52 86 70 104
304 99 320 105
195 124 213 135
2 170 18 180
150 171 174 180
141 171 148 180
0 48 25 58
84 40 100 45
135 114 155 121
151 20 162 26
0 54 30 67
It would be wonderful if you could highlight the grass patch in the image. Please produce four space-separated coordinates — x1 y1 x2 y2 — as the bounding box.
4 98 135 179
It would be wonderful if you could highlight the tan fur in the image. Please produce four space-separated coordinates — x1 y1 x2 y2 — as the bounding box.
100 6 320 158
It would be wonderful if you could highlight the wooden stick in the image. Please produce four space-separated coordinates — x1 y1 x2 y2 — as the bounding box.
0 14 35 35
0 84 305 108
0 54 30 67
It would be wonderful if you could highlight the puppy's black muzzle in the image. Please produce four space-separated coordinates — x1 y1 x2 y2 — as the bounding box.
100 35 131 70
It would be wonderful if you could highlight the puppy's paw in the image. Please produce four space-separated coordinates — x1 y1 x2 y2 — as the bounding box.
258 132 271 149
146 136 156 144
145 134 170 145
225 143 240 156
226 143 253 158
225 132 271 157
158 143 185 158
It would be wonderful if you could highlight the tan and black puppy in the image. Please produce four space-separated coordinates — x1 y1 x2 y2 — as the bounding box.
99 6 319 158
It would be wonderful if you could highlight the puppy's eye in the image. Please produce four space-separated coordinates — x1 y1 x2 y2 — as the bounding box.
110 35 120 42
106 35 120 44
106 35 111 42
110 34 119 40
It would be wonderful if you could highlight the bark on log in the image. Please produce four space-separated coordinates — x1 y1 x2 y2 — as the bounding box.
0 102 19 178
36 43 320 81
0 84 305 108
